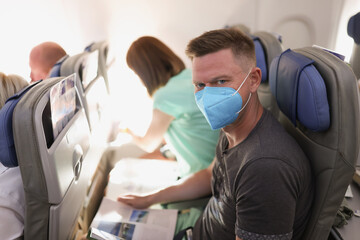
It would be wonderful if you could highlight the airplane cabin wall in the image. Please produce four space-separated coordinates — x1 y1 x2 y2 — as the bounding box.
59 0 359 78
0 0 358 132
224 0 359 59
0 0 85 81
61 0 358 63
59 0 358 128
0 0 357 80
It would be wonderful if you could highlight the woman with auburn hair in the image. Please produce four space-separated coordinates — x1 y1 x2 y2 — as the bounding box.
0 72 29 240
123 36 220 178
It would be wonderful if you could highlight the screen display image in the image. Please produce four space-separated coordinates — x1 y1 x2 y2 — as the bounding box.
50 74 76 139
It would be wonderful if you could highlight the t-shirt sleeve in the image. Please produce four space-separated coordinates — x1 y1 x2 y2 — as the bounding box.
235 158 299 239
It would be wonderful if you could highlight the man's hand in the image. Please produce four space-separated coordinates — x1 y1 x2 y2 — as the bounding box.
117 157 215 209
117 194 154 209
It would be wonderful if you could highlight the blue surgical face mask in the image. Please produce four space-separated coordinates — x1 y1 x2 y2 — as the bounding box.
195 70 252 130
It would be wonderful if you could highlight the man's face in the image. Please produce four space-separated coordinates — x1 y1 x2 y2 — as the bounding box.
29 49 50 83
29 60 49 83
192 48 250 96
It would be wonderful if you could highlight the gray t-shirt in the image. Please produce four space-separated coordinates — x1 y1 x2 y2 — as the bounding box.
193 109 314 240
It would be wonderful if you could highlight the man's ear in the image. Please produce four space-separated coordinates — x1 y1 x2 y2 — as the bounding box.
249 67 262 93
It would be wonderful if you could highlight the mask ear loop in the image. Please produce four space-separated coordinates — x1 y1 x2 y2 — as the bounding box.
236 93 252 114
231 70 252 96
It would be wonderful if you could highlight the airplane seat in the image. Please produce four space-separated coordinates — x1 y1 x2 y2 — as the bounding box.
6 74 92 240
52 50 114 230
84 40 116 95
269 47 360 239
50 50 110 134
226 23 251 34
49 55 70 78
251 31 283 118
347 12 360 80
0 80 42 168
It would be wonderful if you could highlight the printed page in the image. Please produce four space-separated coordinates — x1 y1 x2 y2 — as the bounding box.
90 197 178 240
106 158 179 201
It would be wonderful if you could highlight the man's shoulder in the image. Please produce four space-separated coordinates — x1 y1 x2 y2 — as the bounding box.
237 110 309 172
258 110 305 155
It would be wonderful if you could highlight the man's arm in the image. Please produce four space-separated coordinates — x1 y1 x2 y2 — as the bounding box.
117 158 215 209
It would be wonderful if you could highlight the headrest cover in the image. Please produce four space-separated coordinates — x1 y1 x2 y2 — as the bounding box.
84 42 95 52
252 36 268 83
348 12 360 44
0 81 41 167
269 49 330 132
272 32 282 43
49 55 69 78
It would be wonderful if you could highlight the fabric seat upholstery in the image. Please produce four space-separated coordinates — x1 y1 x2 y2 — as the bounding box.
269 47 360 240
252 31 283 118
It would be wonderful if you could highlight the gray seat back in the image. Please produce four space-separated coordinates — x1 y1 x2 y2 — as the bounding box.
60 49 115 230
60 51 109 132
85 41 116 95
269 47 360 239
13 75 92 240
252 31 283 118
228 24 251 34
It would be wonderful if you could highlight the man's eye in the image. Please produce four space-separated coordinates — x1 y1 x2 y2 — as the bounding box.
195 83 205 88
217 80 226 85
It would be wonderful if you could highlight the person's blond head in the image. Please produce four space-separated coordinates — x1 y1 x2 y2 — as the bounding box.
0 72 29 108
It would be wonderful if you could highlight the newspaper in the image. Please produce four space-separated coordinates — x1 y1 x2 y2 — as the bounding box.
88 197 178 240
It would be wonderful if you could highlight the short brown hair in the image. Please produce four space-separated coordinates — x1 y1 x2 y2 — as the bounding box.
0 72 29 108
126 36 185 96
186 28 256 68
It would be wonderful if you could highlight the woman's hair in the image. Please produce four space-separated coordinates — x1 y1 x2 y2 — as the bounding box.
186 28 256 69
0 72 29 108
126 36 185 96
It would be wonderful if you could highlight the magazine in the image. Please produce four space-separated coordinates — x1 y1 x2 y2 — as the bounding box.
88 197 178 240
105 158 179 201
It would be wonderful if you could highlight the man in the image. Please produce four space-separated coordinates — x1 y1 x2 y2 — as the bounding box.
29 42 67 83
118 28 314 240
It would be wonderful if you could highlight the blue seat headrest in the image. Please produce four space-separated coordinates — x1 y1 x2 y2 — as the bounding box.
272 32 282 43
348 12 360 44
0 81 41 167
269 49 330 132
84 42 95 52
252 36 268 83
49 55 69 78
